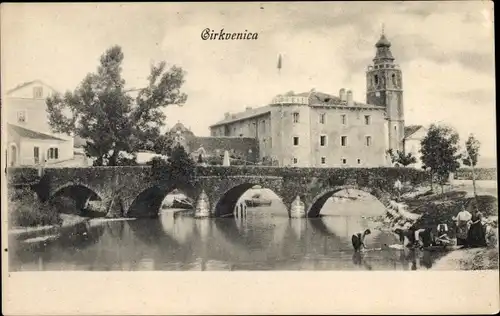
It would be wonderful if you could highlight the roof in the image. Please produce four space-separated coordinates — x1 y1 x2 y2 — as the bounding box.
297 91 385 109
6 79 59 95
8 123 66 141
209 105 272 128
404 125 424 138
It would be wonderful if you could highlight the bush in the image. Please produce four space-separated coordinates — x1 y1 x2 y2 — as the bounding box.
8 187 62 228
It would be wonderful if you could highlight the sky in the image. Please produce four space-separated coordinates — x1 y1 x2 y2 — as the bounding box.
1 2 496 164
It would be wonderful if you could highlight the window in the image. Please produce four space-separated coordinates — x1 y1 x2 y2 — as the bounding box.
48 147 59 160
357 159 361 165
293 136 299 146
394 126 397 131
34 147 40 164
319 113 326 124
321 157 326 165
17 110 26 123
366 136 372 147
293 112 299 123
262 120 266 132
392 74 397 86
341 136 347 147
374 75 379 85
33 86 43 98
320 135 327 147
341 114 347 125
364 115 371 125
342 158 347 165
293 157 298 164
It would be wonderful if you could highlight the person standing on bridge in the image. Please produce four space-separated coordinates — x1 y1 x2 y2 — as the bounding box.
351 229 371 252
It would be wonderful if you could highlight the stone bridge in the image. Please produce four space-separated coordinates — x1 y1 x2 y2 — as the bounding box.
7 166 429 218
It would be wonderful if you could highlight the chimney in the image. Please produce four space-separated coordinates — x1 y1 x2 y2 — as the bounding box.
346 90 353 106
224 112 230 119
339 88 346 102
246 106 253 111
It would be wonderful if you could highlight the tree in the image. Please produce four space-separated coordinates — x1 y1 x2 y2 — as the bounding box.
387 149 417 167
148 145 196 185
462 134 481 198
420 124 461 193
46 45 187 166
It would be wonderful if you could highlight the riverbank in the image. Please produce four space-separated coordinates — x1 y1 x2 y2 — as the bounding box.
368 186 498 270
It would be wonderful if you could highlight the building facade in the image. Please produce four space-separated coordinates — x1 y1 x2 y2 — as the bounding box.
169 122 259 164
209 33 405 168
5 80 76 167
403 125 427 169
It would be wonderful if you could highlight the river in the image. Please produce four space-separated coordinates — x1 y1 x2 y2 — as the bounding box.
9 191 448 271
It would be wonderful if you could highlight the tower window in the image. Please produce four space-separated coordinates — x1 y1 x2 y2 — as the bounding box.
341 114 347 125
321 157 326 165
392 74 397 86
357 159 361 165
319 113 326 124
293 157 298 164
293 136 299 146
342 158 347 165
374 74 379 85
293 112 299 123
366 136 372 147
364 115 371 125
341 136 347 147
320 135 327 147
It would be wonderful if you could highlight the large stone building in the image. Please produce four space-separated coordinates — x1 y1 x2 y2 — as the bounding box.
5 80 78 167
169 122 259 164
209 33 405 167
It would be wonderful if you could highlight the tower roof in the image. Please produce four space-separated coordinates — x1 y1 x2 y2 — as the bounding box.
375 34 391 48
373 32 395 64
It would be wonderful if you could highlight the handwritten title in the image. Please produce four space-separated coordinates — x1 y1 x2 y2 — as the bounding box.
201 28 259 40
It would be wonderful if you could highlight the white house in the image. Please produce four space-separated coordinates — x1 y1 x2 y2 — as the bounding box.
5 80 79 167
403 125 427 169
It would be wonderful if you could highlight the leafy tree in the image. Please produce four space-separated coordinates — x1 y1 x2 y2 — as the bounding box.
420 124 461 193
150 145 196 185
46 45 187 166
387 149 417 167
462 134 481 198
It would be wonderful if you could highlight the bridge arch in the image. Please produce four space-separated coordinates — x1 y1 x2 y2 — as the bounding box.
306 185 391 218
126 185 196 218
214 182 287 218
48 182 104 216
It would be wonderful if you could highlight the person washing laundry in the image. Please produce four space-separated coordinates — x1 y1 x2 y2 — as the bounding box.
351 229 371 252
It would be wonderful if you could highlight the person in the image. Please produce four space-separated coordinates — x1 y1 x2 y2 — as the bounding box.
414 227 433 249
454 204 472 246
394 228 414 248
434 223 453 246
466 209 487 248
351 229 371 252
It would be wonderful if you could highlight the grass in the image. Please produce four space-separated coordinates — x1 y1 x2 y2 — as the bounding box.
8 187 79 228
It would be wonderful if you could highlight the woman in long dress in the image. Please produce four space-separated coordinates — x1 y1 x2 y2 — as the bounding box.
454 205 472 246
466 210 487 248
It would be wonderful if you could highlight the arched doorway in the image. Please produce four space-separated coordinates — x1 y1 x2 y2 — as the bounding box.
9 143 18 167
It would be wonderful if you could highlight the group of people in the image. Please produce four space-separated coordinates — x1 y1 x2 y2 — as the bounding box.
351 203 489 252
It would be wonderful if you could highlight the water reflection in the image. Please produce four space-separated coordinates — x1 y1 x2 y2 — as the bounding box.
9 203 450 271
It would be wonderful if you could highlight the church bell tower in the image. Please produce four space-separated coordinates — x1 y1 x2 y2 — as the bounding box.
366 28 404 152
